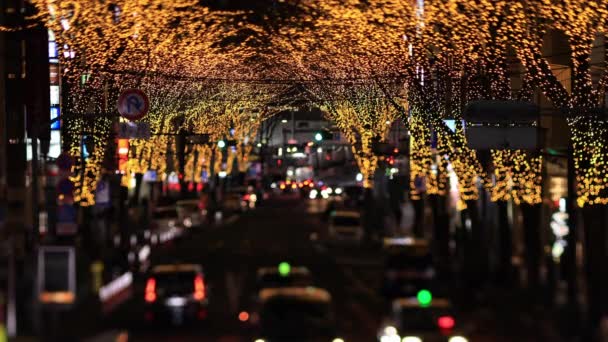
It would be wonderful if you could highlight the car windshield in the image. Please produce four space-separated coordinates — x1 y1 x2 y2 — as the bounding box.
153 209 178 219
260 297 334 338
331 216 360 226
154 271 197 296
178 204 198 212
386 252 433 271
258 273 313 288
397 307 450 332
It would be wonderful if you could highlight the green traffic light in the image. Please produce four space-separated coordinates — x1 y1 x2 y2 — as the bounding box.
218 140 226 148
314 133 323 142
278 262 291 277
417 289 432 307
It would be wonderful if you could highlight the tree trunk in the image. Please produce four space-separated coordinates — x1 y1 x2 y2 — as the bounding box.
521 203 542 294
582 204 608 330
465 199 486 286
496 200 513 285
133 173 143 205
412 198 425 238
429 194 449 267
362 187 376 243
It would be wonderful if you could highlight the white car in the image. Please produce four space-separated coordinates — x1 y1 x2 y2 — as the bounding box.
378 296 469 342
177 199 205 228
328 210 364 242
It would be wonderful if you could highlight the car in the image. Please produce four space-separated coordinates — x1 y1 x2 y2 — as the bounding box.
378 296 469 342
328 210 364 242
256 265 315 290
382 238 435 298
222 191 245 213
253 286 345 342
151 206 181 230
143 264 209 325
176 199 206 228
241 186 259 211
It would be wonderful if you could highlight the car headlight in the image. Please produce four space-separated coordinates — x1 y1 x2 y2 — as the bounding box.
402 337 422 342
383 326 397 335
380 335 401 342
449 337 468 342
332 338 345 342
183 218 193 227
379 326 401 342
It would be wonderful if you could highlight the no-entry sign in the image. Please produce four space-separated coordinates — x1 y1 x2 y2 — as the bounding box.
117 89 149 121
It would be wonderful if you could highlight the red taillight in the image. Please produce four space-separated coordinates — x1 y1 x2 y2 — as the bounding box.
145 278 156 303
243 194 251 201
194 275 206 301
438 315 455 330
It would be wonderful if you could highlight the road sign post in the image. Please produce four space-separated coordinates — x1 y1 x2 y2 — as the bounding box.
117 122 151 139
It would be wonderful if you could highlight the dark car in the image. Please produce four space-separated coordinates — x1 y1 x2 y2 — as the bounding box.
143 264 208 325
378 297 469 342
254 287 345 342
382 238 435 298
256 266 315 290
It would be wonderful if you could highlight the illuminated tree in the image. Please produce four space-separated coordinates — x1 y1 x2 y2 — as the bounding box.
512 0 608 207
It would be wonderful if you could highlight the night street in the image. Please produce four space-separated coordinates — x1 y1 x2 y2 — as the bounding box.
2 0 608 341
77 195 560 342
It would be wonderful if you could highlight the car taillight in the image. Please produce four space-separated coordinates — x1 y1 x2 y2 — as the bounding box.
243 194 251 201
145 277 156 303
194 275 206 301
438 315 455 330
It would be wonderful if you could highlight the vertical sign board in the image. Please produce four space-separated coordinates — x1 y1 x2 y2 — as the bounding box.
37 247 76 305
56 204 77 235
95 180 111 209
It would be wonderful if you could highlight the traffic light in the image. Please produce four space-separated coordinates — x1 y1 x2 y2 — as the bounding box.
278 262 291 277
417 289 432 307
314 131 333 142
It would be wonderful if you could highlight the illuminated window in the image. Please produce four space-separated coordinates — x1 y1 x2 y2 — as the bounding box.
50 107 60 130
48 41 57 58
50 86 60 105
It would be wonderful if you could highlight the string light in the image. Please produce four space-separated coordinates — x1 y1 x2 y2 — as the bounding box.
8 0 605 207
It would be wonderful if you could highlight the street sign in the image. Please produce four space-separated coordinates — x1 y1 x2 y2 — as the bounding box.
37 246 76 305
117 122 151 139
56 204 77 235
465 126 538 150
117 89 149 121
95 180 110 207
464 100 539 123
